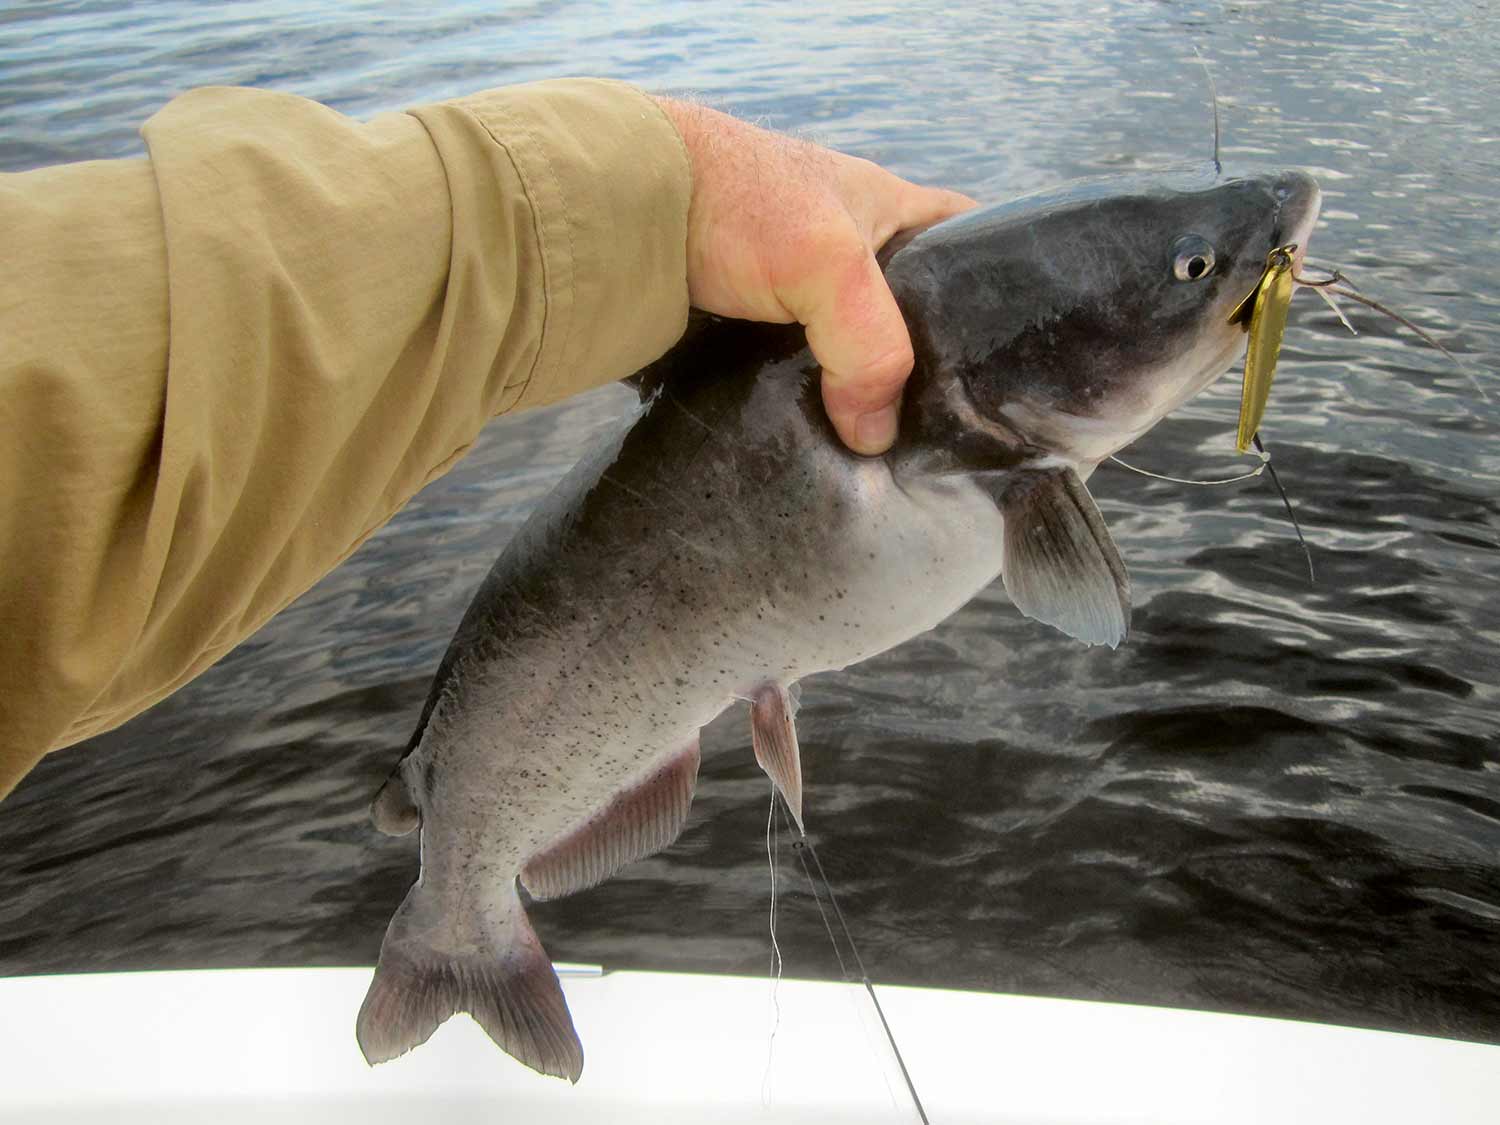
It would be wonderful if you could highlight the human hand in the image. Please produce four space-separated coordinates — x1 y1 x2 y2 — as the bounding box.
651 97 976 455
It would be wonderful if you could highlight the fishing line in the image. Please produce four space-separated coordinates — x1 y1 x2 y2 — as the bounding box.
778 804 904 1119
763 783 784 1102
782 807 932 1125
787 823 850 982
1110 443 1315 582
1252 432 1315 583
1109 450 1267 485
768 787 784 990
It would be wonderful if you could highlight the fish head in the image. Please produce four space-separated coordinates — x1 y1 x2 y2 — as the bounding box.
888 167 1322 468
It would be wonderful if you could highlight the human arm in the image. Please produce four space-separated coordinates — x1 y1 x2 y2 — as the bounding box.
0 80 691 796
0 81 973 799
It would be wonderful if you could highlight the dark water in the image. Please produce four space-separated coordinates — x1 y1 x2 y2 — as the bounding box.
3 0 1499 1048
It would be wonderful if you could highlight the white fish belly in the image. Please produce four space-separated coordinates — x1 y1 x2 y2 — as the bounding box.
413 465 1007 887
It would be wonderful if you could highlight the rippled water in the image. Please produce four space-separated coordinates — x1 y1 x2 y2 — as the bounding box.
2 0 1498 1047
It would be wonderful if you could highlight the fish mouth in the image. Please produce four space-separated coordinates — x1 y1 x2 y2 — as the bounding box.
1272 170 1322 277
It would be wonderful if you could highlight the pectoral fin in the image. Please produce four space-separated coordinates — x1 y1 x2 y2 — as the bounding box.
994 467 1131 648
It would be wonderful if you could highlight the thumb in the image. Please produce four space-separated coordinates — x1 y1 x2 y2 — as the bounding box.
797 247 915 456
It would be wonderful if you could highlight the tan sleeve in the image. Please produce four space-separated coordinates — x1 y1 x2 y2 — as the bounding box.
0 79 690 798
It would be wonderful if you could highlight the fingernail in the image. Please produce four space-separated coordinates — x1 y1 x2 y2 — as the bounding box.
852 405 899 454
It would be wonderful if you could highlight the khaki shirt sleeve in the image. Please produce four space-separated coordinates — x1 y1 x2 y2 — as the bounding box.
0 79 691 798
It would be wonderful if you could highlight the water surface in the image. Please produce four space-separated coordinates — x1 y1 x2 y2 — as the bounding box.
2 0 1498 1048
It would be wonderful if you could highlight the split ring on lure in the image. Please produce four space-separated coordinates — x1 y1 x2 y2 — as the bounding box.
1227 243 1298 452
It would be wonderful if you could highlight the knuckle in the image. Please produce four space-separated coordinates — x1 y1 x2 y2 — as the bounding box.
827 338 913 407
862 338 915 386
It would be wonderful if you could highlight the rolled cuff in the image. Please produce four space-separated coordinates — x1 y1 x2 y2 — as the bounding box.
412 79 691 413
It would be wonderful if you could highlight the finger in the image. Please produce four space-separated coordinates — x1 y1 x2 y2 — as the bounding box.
894 180 979 230
791 247 915 456
843 159 977 245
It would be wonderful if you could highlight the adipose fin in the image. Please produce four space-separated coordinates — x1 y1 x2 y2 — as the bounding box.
369 771 420 837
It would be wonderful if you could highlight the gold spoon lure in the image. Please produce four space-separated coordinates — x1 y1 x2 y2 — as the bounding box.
1227 243 1299 452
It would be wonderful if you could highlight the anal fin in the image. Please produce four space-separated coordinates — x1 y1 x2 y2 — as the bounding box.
751 682 805 833
993 466 1131 648
521 740 700 901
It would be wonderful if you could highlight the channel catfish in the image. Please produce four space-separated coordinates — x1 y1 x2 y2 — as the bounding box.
357 166 1322 1078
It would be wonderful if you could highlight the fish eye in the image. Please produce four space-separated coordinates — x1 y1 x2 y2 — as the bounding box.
1171 235 1217 282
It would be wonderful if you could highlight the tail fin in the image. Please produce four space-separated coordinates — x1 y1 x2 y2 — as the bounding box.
356 880 583 1081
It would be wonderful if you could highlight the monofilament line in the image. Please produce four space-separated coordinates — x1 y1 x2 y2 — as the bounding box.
762 783 784 1103
1110 441 1315 582
1109 450 1268 485
787 811 932 1125
1253 432 1315 582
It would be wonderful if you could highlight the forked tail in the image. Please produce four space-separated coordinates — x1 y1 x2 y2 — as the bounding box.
356 879 583 1082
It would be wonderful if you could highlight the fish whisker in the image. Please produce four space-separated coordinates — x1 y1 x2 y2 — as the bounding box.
1319 283 1489 401
1312 285 1358 336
